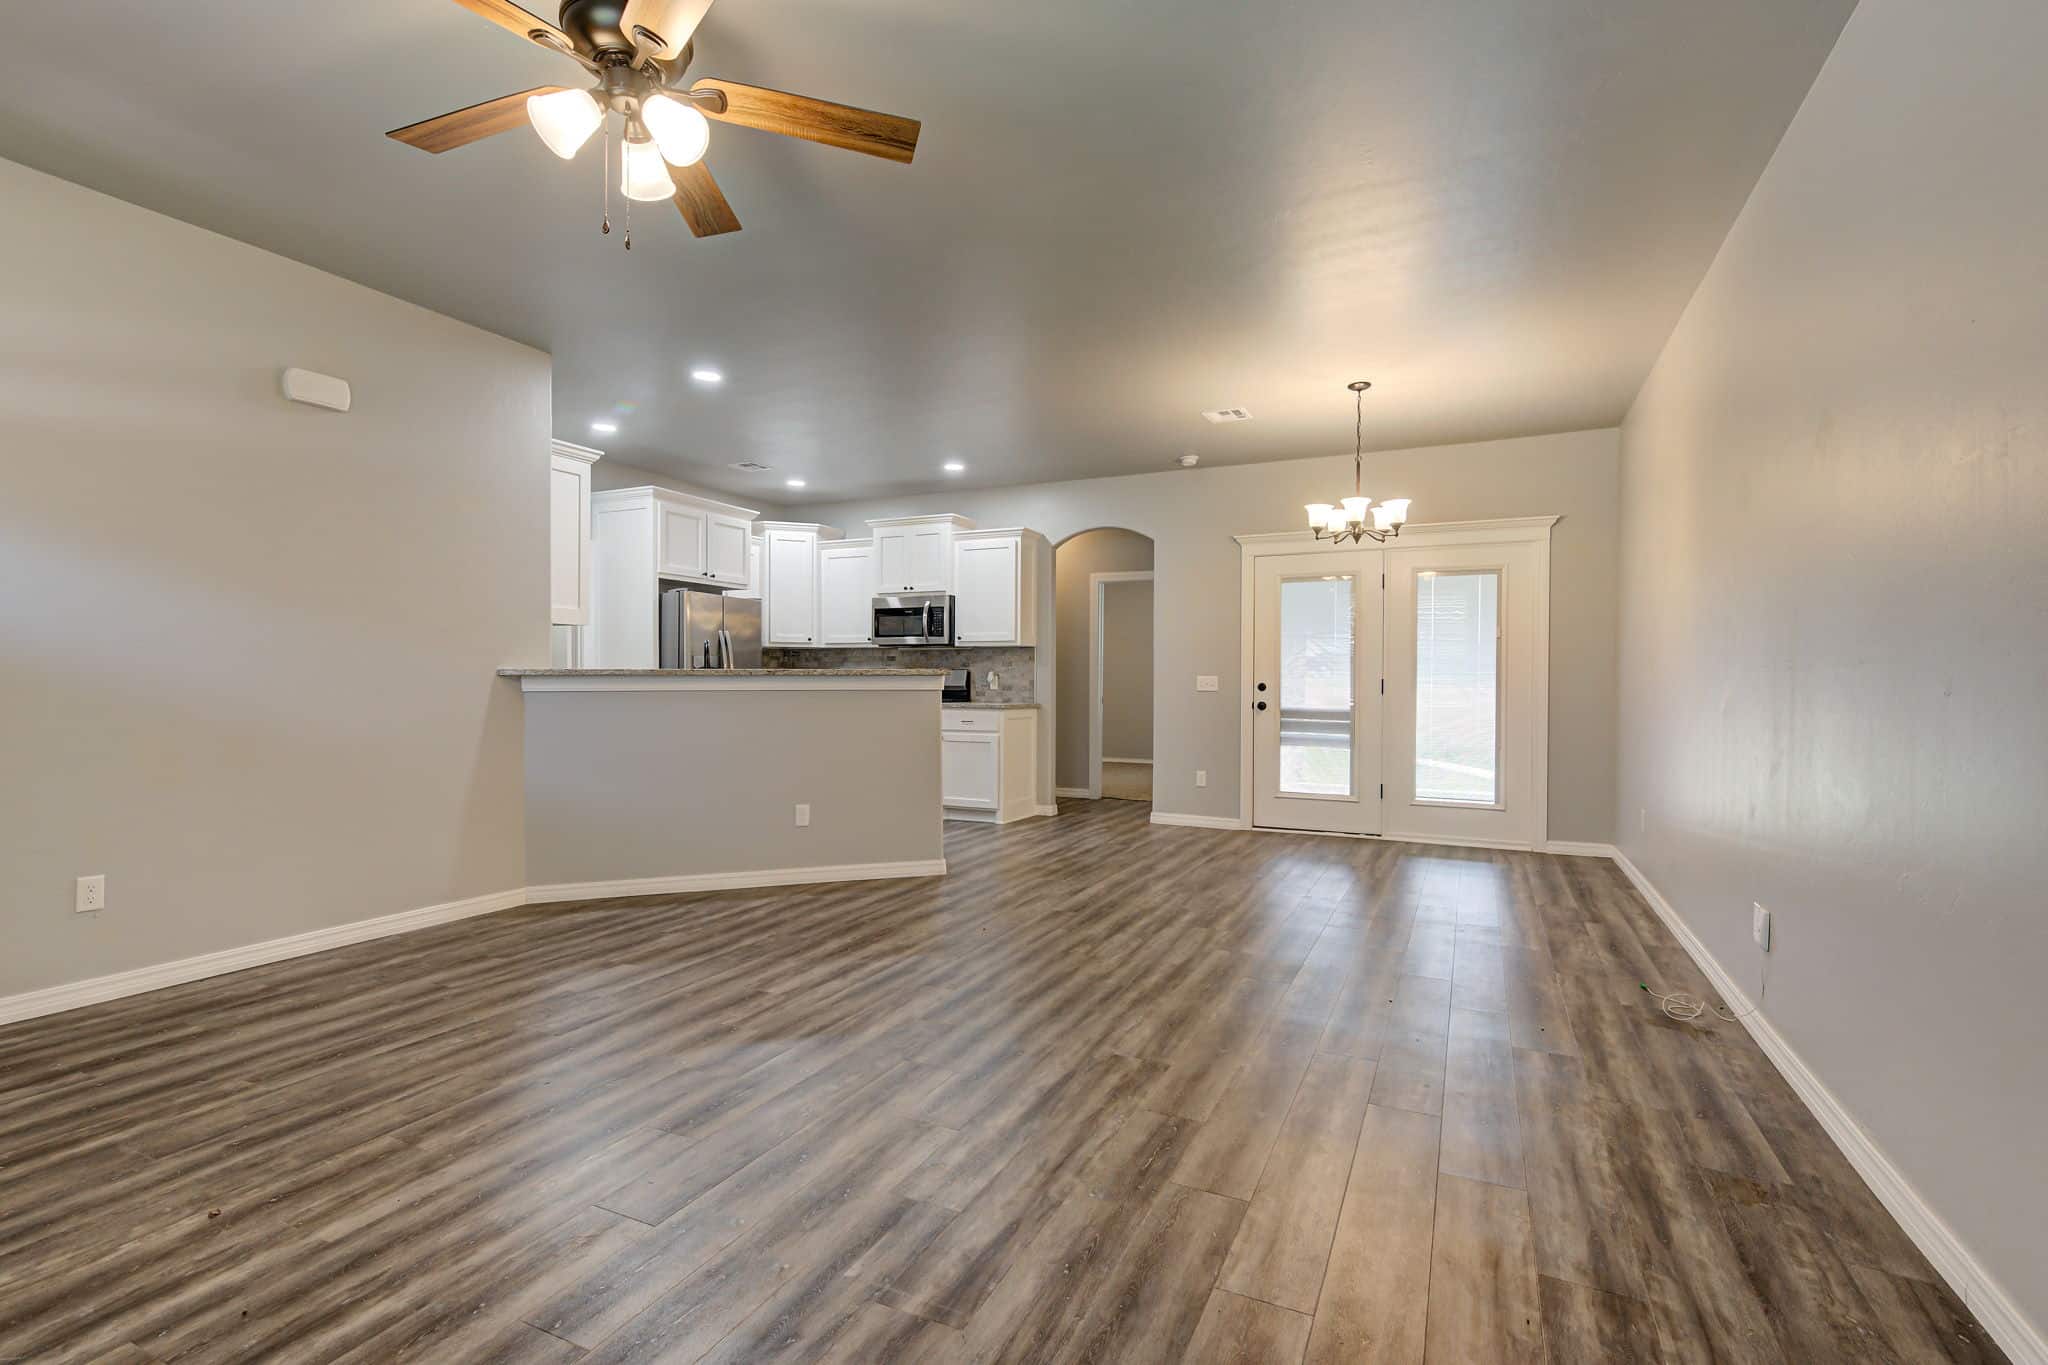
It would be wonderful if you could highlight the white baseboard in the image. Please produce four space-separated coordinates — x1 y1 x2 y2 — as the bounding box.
1101 757 1153 766
1148 811 1247 830
526 858 948 905
1541 839 1620 857
0 886 528 1027
1033 804 1061 818
1611 849 2046 1365
1055 787 1093 799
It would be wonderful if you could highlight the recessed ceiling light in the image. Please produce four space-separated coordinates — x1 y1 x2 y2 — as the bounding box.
785 478 807 489
943 461 965 473
590 420 618 434
690 368 724 385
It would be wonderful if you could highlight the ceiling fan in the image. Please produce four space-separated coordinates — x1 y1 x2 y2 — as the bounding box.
386 0 921 241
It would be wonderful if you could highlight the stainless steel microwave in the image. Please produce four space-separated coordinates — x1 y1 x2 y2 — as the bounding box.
871 593 954 645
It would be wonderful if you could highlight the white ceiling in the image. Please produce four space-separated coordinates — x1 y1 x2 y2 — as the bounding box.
0 0 1853 501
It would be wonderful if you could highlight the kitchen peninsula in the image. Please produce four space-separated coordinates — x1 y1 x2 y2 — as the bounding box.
502 668 947 901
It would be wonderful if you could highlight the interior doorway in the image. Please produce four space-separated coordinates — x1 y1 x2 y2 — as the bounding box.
1053 528 1155 805
1093 573 1154 801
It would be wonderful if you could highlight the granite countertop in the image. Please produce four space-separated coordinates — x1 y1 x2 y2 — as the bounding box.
941 701 1042 709
499 668 948 678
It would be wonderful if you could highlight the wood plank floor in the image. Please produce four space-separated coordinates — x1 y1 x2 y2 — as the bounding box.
0 800 2008 1363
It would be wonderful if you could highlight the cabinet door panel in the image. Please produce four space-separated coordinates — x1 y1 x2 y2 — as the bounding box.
819 545 876 645
549 460 591 625
875 528 912 592
765 531 817 645
909 527 950 591
954 538 1020 643
658 503 708 578
941 732 1001 809
703 514 751 584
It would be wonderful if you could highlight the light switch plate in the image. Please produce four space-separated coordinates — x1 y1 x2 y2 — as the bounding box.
1195 675 1219 692
795 804 811 828
1195 770 1208 788
1752 902 1771 951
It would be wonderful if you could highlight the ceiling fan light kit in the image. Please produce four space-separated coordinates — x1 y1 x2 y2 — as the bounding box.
387 0 922 244
1306 381 1411 545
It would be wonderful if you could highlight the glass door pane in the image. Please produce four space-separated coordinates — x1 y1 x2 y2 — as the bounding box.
1278 575 1355 797
1414 570 1500 804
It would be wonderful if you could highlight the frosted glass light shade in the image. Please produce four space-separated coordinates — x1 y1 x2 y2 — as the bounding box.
1306 503 1335 529
528 88 603 160
1377 497 1411 527
1323 508 1350 533
622 137 677 201
1371 505 1397 531
641 94 710 167
1341 496 1371 524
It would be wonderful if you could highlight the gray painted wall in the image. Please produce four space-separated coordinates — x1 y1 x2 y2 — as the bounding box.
1101 581 1155 763
523 689 942 885
791 427 1621 838
1053 530 1155 788
1615 0 2048 1330
0 158 551 1000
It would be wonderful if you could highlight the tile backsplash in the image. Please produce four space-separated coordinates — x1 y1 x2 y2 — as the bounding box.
764 646 1037 701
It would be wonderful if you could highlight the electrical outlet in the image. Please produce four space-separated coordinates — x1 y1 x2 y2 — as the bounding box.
1195 770 1208 788
1195 675 1219 692
795 804 811 828
1752 902 1772 952
75 875 105 914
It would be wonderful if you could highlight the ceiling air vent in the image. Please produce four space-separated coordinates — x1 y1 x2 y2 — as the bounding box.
1201 407 1252 424
729 460 772 471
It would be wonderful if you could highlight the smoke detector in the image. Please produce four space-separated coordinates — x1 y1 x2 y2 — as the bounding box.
728 460 772 472
1201 407 1252 424
1177 454 1200 468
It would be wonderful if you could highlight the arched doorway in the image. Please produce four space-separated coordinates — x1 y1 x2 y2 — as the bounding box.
1053 528 1155 804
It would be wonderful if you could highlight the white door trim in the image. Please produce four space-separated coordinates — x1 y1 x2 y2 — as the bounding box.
1088 570 1154 800
1235 517 1556 847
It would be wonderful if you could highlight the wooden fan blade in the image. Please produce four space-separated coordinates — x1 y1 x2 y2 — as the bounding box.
387 87 567 154
692 79 920 164
449 0 572 52
672 161 742 236
622 0 715 59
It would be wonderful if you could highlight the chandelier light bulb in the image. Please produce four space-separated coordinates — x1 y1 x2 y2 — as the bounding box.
527 87 603 160
641 94 711 167
622 135 677 201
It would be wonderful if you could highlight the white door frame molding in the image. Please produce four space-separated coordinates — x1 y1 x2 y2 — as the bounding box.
1234 516 1557 848
1088 570 1154 800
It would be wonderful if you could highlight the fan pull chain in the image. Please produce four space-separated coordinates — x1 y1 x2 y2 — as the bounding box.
600 113 612 237
625 190 633 250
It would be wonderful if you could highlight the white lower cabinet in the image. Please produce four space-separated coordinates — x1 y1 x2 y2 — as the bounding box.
941 709 1040 823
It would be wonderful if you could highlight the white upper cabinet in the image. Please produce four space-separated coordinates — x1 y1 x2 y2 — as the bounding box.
549 441 601 626
657 501 709 579
818 540 877 646
869 515 975 594
953 530 1045 646
703 512 752 585
728 534 764 600
585 486 761 666
760 522 842 646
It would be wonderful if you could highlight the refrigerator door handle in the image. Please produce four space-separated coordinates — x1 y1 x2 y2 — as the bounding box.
718 628 735 671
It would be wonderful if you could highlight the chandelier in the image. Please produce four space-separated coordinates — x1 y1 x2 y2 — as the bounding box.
1306 381 1410 544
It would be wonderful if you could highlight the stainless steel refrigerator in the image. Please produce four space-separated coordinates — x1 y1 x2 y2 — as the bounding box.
659 588 762 670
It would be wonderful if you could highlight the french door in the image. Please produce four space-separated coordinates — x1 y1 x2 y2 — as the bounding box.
1251 550 1384 834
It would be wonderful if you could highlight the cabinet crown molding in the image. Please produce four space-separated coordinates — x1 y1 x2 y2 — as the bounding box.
594 485 760 521
550 439 604 464
866 513 978 531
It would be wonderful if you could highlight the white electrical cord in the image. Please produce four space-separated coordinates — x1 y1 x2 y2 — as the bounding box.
1640 950 1770 1024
